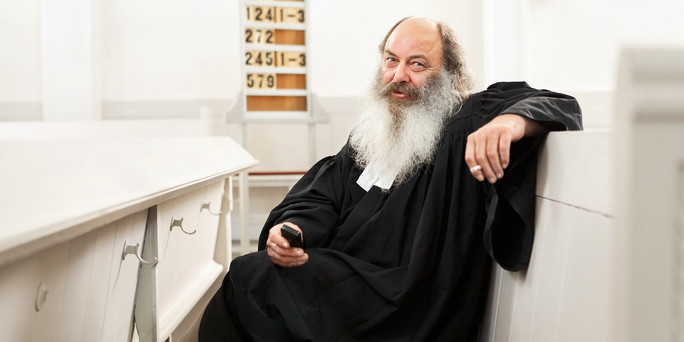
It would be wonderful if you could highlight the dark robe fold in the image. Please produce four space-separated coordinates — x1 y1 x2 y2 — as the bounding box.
200 82 583 341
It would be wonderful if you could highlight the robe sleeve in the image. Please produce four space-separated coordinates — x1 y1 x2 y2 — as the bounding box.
257 145 352 250
475 82 583 271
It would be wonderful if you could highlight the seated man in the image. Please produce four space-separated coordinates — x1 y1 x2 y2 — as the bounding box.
200 16 582 341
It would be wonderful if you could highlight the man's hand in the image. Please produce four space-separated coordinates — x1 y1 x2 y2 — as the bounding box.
465 114 544 183
266 222 309 267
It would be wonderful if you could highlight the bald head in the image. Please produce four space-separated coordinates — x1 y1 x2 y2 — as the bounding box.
378 17 443 96
385 17 443 68
379 17 472 96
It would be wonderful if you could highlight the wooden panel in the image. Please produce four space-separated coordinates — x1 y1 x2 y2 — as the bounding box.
245 6 305 24
537 131 613 215
0 214 144 341
0 238 69 341
614 47 684 342
275 29 305 45
0 137 257 268
244 28 275 45
154 184 226 340
276 74 306 89
168 181 225 340
81 222 118 341
102 211 148 341
275 7 305 24
244 29 304 45
245 73 276 90
245 50 306 68
481 199 615 342
156 188 205 321
247 96 307 111
245 73 306 90
244 6 277 23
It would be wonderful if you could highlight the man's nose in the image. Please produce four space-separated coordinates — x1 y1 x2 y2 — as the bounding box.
393 63 410 83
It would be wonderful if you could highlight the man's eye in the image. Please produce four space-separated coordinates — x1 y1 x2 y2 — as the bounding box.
411 62 427 71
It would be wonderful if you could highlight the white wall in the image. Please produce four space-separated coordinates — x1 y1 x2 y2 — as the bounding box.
527 0 684 91
0 0 41 102
103 0 239 101
0 1 482 119
0 0 42 119
525 0 683 129
2 1 684 149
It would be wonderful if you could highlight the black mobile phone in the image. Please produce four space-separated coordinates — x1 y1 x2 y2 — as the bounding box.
280 224 303 248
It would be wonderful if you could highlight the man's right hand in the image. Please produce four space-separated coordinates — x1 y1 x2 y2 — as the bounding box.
266 222 309 267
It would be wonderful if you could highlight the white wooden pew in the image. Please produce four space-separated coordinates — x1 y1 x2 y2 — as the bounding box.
480 131 615 341
0 123 256 342
480 46 684 342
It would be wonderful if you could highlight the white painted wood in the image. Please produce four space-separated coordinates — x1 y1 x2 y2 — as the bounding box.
537 131 614 217
614 47 684 342
0 132 255 341
160 262 223 341
0 136 257 267
135 208 159 342
58 230 98 341
481 198 614 342
130 178 244 342
101 211 148 342
156 187 206 335
134 184 229 342
481 46 684 341
481 130 616 342
194 181 224 267
169 271 226 342
150 181 227 341
79 221 117 341
0 238 69 341
0 212 147 341
214 177 234 269
553 206 614 342
506 198 572 342
0 119 219 141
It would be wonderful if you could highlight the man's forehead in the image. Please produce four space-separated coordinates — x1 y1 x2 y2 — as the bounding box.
384 48 430 61
384 18 442 60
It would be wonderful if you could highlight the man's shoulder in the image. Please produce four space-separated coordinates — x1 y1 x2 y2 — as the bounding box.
466 81 536 99
484 81 532 92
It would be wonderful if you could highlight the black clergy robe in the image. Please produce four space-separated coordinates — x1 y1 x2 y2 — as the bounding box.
199 82 583 342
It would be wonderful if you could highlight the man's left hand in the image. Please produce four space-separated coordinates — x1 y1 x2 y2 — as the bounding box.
465 114 544 183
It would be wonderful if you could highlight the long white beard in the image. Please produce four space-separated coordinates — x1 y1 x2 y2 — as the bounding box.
349 69 463 187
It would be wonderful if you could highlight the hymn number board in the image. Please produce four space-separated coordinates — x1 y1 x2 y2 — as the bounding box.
241 0 309 118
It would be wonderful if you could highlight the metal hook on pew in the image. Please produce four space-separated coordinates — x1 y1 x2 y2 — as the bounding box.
200 201 222 216
170 217 197 235
122 241 158 266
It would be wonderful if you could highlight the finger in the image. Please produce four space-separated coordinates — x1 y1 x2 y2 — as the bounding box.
269 226 291 248
498 131 512 170
267 242 291 266
267 244 308 267
282 253 309 267
465 134 484 181
474 133 496 183
486 133 504 180
268 240 303 257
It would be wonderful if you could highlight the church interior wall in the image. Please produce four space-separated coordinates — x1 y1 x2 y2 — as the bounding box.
2 0 681 146
0 1 683 340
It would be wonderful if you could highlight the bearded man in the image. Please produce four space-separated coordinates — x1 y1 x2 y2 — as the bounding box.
199 17 582 341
